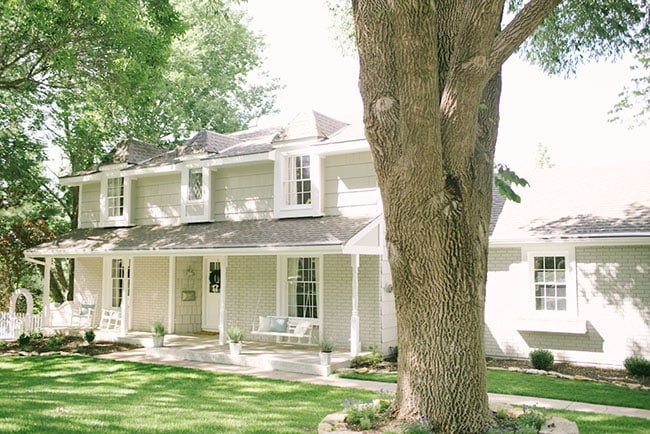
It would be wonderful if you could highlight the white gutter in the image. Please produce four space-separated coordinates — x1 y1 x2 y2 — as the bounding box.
490 234 650 248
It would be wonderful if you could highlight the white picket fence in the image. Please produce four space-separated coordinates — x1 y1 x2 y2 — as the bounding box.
0 312 43 339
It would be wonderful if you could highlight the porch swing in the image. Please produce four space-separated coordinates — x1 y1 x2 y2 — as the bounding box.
249 277 317 345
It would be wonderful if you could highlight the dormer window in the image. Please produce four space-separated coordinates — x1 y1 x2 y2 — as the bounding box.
188 169 203 201
274 153 322 218
107 177 125 217
284 155 311 206
181 166 211 223
100 172 132 227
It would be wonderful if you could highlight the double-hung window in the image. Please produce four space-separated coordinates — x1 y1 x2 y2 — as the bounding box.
274 153 322 218
100 173 131 227
533 256 566 312
284 155 311 206
287 257 319 319
107 177 125 217
518 247 585 334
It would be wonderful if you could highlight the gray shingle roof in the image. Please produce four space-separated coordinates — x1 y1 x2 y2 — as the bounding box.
490 162 650 241
26 216 378 255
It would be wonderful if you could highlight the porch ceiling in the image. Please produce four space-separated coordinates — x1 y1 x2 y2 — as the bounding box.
25 215 382 257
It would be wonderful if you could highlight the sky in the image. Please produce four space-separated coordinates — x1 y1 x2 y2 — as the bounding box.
244 0 650 172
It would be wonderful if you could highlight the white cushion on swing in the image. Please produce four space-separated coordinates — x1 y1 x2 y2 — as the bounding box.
258 316 271 332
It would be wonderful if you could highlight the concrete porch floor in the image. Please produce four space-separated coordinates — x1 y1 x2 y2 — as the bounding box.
94 330 354 377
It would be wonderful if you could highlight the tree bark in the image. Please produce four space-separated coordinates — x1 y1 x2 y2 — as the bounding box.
352 0 560 432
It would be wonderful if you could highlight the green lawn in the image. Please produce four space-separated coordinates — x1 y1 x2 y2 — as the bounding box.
0 356 375 433
337 369 650 411
2 356 649 434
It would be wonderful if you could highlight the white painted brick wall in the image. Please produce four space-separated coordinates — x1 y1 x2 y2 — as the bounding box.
323 255 381 351
485 245 650 367
73 257 103 325
131 257 169 331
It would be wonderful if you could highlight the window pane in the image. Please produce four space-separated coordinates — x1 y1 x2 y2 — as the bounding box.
544 256 555 269
535 298 544 310
556 270 566 283
557 299 567 311
556 257 565 269
544 271 555 282
535 285 544 297
189 169 203 201
288 257 318 319
545 299 556 311
534 257 544 269
557 285 566 297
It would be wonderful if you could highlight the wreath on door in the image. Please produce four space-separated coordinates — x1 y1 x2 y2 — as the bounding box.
209 269 221 292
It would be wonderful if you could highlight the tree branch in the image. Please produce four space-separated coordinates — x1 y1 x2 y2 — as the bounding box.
489 0 563 73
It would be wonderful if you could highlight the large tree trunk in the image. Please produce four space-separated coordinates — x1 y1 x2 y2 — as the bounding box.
352 0 560 432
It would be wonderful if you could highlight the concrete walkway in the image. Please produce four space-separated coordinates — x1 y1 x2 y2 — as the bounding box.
98 348 650 421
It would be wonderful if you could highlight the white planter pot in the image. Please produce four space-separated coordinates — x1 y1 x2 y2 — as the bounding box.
319 351 331 365
152 335 165 348
229 341 242 356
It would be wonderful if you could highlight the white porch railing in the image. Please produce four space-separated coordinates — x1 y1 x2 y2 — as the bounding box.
0 312 43 339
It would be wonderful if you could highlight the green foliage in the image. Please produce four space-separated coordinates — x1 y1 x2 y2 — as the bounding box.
0 340 8 349
226 325 244 342
385 345 398 363
46 332 66 350
351 346 383 368
29 330 44 340
17 333 30 349
320 337 334 352
530 349 555 371
151 321 166 337
624 356 650 377
343 393 393 432
489 405 546 433
405 417 435 433
494 164 529 203
84 329 96 344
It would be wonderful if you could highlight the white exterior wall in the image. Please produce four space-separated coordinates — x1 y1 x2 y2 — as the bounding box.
73 257 103 325
322 254 381 350
174 256 203 333
130 257 169 331
213 163 274 221
133 174 181 226
225 256 277 338
78 183 101 228
324 152 380 217
485 245 650 367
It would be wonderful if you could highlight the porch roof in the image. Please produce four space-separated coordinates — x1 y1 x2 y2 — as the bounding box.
25 215 382 257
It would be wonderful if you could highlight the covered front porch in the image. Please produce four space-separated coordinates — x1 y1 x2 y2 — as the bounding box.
97 330 356 377
25 215 395 356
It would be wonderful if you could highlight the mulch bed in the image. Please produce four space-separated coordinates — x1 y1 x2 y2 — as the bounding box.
0 335 140 357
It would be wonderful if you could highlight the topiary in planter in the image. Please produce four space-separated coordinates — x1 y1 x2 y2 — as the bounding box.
529 349 554 371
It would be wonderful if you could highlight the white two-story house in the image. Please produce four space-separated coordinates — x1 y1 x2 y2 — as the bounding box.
26 110 650 367
27 112 395 354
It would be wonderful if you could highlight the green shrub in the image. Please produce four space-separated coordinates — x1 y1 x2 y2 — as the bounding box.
351 346 383 368
0 339 7 349
529 349 554 371
17 333 30 348
29 330 44 339
46 332 66 349
385 345 398 363
624 356 650 377
84 329 96 344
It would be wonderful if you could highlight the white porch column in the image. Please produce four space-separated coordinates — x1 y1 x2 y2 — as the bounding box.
120 257 132 337
350 254 361 356
168 257 175 333
218 257 228 345
43 257 52 327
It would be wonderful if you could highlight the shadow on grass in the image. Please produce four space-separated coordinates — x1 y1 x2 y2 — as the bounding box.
0 356 375 433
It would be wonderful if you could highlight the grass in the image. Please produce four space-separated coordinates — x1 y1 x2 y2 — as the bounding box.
547 410 650 434
337 369 650 411
0 356 375 433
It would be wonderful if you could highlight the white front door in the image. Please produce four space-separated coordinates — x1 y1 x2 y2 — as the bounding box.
202 257 221 330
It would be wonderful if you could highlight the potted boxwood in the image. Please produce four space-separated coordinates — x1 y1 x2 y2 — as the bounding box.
319 337 333 365
227 325 244 356
151 321 166 347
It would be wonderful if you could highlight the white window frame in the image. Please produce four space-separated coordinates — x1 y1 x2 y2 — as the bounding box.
277 255 323 322
99 171 132 227
274 152 322 218
102 256 133 330
518 245 586 334
181 166 212 223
